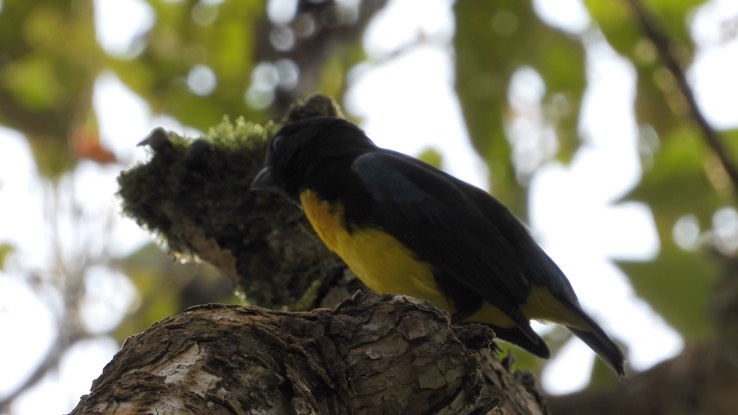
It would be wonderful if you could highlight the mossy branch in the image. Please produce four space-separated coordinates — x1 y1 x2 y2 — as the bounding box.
117 96 354 311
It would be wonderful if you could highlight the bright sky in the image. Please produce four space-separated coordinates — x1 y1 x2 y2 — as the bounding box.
1 0 738 413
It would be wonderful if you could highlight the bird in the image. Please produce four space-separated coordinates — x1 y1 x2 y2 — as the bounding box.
251 116 625 378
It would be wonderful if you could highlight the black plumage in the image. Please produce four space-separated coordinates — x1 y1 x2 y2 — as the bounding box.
252 116 625 378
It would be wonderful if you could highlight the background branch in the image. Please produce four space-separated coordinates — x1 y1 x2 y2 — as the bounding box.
627 0 738 193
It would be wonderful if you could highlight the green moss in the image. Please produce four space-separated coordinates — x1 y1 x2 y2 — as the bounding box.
117 96 347 311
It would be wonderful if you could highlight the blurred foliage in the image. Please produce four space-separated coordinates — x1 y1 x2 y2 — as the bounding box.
454 0 585 215
620 244 720 339
0 243 15 270
417 146 443 169
109 0 267 129
0 0 101 178
590 0 736 347
2 0 737 405
619 125 728 337
0 0 378 179
585 0 703 133
111 242 238 342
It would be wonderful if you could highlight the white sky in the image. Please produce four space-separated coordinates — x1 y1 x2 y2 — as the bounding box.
1 0 737 412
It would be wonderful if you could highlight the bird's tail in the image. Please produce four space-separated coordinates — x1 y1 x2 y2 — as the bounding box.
567 316 625 380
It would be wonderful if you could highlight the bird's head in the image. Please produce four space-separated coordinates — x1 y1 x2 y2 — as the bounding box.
251 116 376 202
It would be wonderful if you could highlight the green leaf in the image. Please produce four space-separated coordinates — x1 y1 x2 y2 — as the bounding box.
717 129 738 194
0 0 101 178
110 0 268 129
641 0 706 46
626 126 727 221
0 243 15 270
584 0 704 57
618 245 718 340
417 147 443 169
584 0 707 135
584 1 638 56
112 242 235 342
621 126 730 340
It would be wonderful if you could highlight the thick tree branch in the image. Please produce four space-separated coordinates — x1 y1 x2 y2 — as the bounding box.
69 292 547 415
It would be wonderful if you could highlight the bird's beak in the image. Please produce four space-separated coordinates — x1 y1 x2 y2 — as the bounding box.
251 167 276 190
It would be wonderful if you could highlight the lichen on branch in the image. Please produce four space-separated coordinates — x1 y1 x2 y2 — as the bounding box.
116 96 352 310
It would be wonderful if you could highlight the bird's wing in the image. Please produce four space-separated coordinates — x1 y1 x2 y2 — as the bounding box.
351 151 533 331
449 175 581 304
445 165 625 375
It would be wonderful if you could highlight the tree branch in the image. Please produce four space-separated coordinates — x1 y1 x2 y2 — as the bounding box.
627 0 738 192
69 292 548 415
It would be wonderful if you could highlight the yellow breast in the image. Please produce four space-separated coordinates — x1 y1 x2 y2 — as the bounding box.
299 190 451 309
298 190 550 330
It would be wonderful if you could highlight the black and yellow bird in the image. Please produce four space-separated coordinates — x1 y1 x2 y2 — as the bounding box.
251 116 625 378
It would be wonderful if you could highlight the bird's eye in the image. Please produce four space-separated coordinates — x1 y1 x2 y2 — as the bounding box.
271 135 284 151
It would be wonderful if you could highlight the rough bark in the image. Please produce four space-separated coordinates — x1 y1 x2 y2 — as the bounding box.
70 292 547 415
